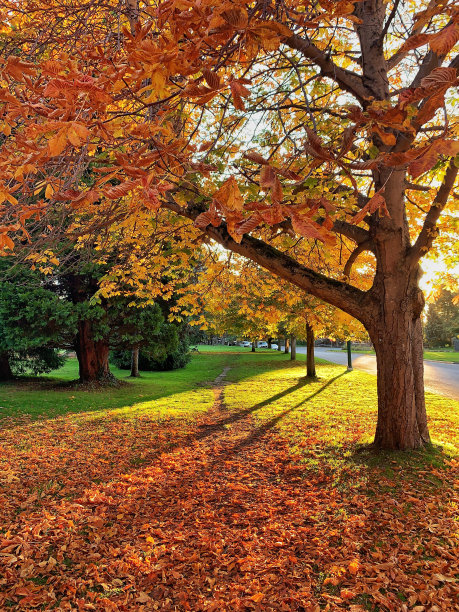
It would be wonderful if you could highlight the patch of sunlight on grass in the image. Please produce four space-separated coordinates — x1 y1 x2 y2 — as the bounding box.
107 388 214 420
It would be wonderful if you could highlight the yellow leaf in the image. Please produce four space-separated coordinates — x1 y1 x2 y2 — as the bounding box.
45 183 55 199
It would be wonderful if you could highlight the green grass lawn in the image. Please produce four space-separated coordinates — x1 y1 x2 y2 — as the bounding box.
0 351 456 455
0 354 233 420
0 350 288 421
194 344 279 352
424 350 459 363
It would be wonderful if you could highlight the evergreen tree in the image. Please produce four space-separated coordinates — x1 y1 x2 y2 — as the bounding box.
0 260 74 380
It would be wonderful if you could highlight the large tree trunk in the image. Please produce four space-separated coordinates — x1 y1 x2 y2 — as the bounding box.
75 319 112 383
290 335 296 360
251 341 256 352
130 347 140 377
306 324 316 378
284 337 289 354
0 352 13 381
366 259 430 450
267 338 272 349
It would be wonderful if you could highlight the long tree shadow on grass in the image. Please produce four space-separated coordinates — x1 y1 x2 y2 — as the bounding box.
0 370 345 516
209 371 347 463
0 353 323 422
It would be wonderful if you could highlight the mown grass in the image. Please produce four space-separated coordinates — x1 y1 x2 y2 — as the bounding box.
0 351 292 421
224 355 459 457
195 344 278 352
0 354 232 420
424 350 459 363
1 351 456 452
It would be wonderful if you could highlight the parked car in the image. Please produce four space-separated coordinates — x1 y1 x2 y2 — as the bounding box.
258 341 268 348
240 341 251 347
271 344 278 350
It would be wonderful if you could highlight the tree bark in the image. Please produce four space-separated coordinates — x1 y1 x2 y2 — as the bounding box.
130 346 140 377
277 340 282 351
367 263 430 450
75 319 112 383
290 335 296 360
267 338 272 349
251 341 256 352
0 352 13 381
284 337 289 354
306 324 316 378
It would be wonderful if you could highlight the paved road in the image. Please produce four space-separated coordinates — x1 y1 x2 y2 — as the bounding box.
289 347 459 400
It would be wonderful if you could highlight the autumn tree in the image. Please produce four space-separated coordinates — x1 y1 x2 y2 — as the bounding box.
199 254 366 376
0 1 458 448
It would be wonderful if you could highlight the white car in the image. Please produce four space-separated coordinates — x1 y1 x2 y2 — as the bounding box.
271 344 278 350
258 341 268 348
240 341 251 347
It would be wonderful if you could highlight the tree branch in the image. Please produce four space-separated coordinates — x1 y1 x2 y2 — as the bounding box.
164 197 370 320
408 161 458 264
405 181 431 192
386 4 449 72
285 34 369 105
343 240 373 277
332 220 371 245
381 0 401 41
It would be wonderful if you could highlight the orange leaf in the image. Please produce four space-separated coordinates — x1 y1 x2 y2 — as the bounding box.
250 592 265 603
420 67 457 89
222 8 248 29
348 559 360 575
244 151 268 165
429 24 459 55
236 214 261 236
259 166 276 189
271 176 283 202
372 125 396 146
399 33 430 53
352 189 389 224
214 177 243 212
48 130 67 157
194 211 216 229
202 69 221 90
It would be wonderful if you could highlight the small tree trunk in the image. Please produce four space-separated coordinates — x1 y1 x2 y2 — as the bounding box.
130 347 140 377
277 340 282 351
0 352 14 381
284 337 289 353
267 338 272 349
306 324 316 378
290 335 296 360
75 319 112 383
251 341 256 352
